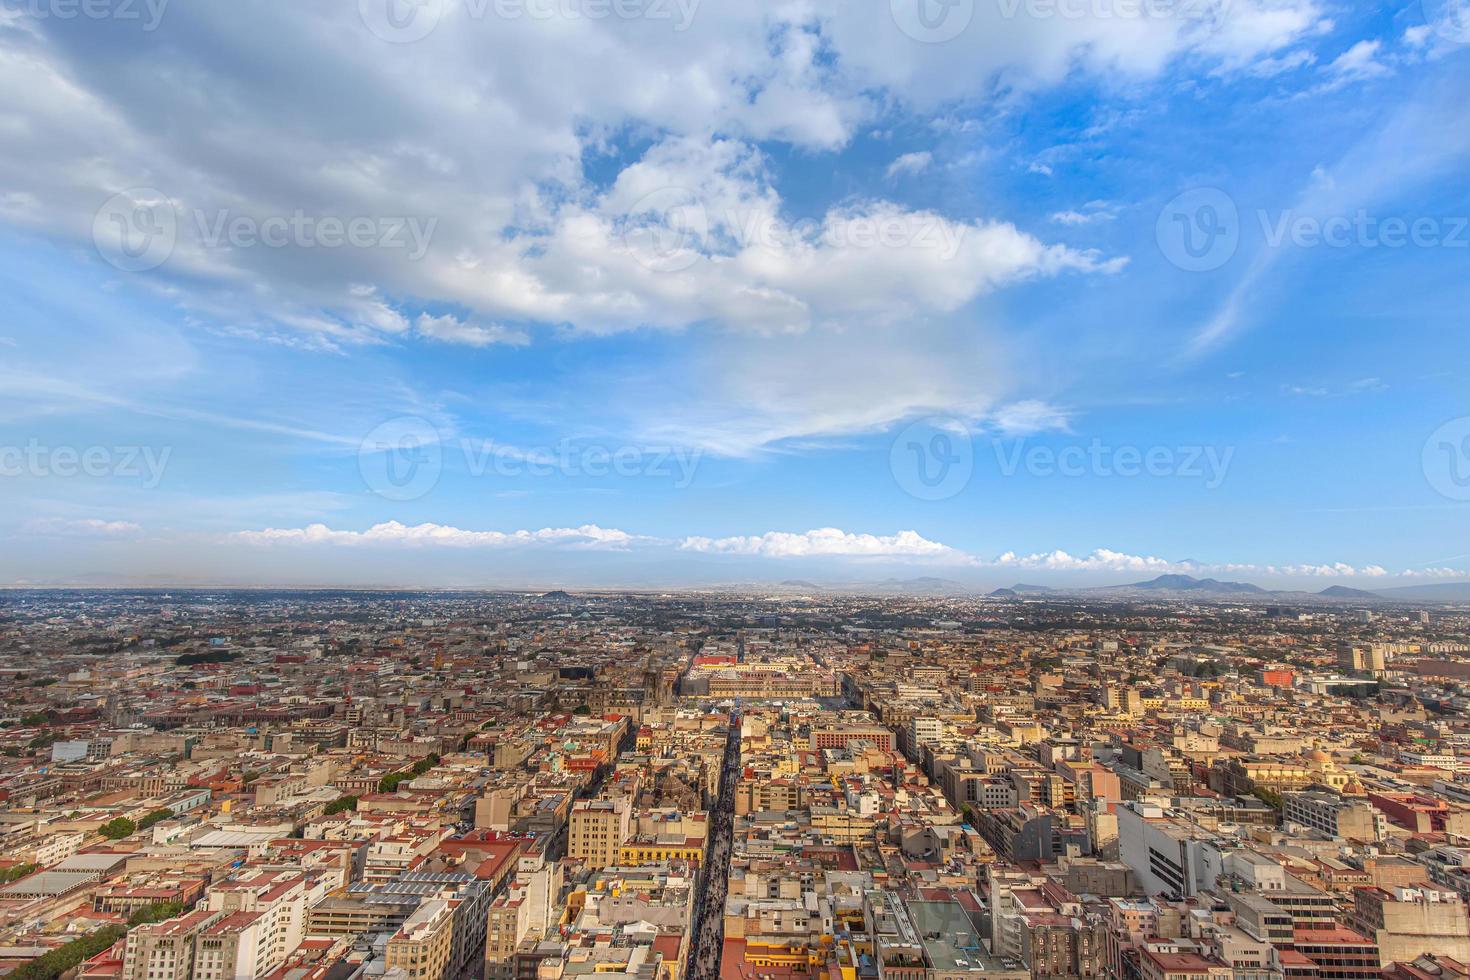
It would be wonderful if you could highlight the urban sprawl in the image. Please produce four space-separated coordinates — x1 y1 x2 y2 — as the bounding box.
4 590 1470 980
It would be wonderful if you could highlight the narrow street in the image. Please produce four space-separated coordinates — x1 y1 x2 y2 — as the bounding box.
686 711 741 980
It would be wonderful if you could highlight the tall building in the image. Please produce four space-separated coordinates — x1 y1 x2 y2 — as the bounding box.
568 799 631 869
486 856 563 980
1349 886 1470 966
122 910 223 980
1338 643 1386 675
1283 791 1385 841
1117 802 1223 898
385 899 455 980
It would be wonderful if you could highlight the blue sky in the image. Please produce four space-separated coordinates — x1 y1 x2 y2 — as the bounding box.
2 0 1469 588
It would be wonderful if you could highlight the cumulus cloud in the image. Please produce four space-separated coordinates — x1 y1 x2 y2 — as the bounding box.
680 528 966 560
989 548 1177 573
981 549 1454 580
0 1 1325 349
230 521 637 549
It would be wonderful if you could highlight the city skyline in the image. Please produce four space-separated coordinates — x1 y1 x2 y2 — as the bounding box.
3 2 1470 588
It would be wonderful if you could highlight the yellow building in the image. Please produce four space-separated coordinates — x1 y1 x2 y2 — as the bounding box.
617 836 705 866
385 899 454 980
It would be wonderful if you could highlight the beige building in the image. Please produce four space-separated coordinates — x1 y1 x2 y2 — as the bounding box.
1284 791 1385 841
123 910 223 980
385 898 455 980
568 799 631 869
1350 886 1470 966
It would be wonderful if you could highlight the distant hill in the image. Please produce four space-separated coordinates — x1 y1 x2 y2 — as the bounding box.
777 580 823 590
1371 582 1470 602
1318 586 1383 599
540 590 574 600
990 584 1053 598
1101 574 1268 595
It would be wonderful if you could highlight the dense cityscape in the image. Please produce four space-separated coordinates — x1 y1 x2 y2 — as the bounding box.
1 590 1470 980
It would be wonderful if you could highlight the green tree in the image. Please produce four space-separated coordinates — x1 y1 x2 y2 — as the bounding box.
10 925 126 980
128 900 185 927
0 862 37 883
99 817 137 840
1251 787 1284 811
136 808 175 831
323 795 359 815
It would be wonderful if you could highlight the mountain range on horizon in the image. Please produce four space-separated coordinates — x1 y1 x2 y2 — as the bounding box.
770 573 1470 603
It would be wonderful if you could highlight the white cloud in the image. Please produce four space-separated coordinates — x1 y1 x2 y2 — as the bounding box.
416 313 530 348
230 521 637 549
989 548 1176 573
22 518 142 536
680 527 966 560
988 400 1073 435
885 151 933 179
1049 201 1118 225
0 1 1326 351
1324 39 1392 84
